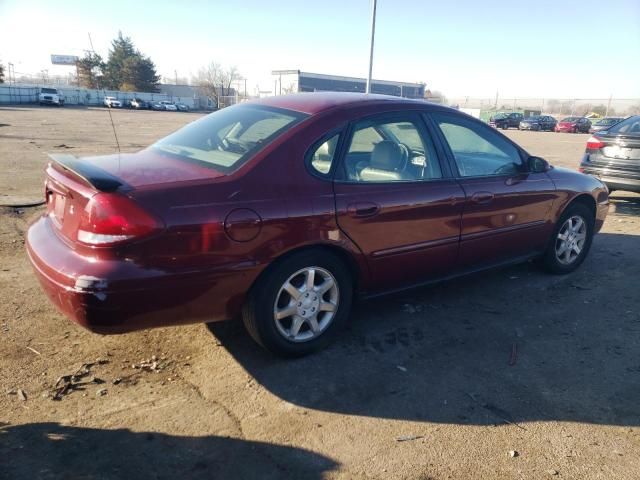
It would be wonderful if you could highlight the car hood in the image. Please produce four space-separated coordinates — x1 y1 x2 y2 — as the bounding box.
64 148 226 190
558 121 577 126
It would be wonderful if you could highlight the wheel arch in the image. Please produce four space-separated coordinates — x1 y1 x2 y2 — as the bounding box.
248 242 365 299
563 193 597 221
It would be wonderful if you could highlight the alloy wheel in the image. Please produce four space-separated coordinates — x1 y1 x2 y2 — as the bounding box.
273 267 339 342
555 215 587 265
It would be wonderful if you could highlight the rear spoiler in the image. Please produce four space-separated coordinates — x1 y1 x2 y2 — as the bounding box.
48 154 124 192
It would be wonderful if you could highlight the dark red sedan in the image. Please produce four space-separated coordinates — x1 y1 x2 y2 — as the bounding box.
27 93 609 356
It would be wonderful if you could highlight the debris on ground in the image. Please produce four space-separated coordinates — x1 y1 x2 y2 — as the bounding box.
51 360 109 400
508 343 518 366
396 435 423 442
26 346 41 355
547 469 559 476
96 388 107 396
509 450 519 458
112 377 122 385
17 389 27 401
131 355 170 372
396 365 407 372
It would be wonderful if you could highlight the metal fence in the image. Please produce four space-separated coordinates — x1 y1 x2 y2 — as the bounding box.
0 83 244 111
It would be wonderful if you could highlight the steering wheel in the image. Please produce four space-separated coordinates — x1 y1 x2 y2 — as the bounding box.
225 137 253 154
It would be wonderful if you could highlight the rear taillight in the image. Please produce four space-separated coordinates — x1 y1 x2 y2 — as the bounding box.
77 193 161 245
586 136 605 150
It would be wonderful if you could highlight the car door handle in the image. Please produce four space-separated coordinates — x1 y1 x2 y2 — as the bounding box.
470 192 494 204
347 202 381 218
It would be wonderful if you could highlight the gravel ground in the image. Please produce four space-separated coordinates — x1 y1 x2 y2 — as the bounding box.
1 106 639 480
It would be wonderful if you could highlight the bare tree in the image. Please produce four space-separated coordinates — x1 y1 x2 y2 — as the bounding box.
194 62 240 109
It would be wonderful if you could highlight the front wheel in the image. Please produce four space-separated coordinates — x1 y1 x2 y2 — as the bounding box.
541 203 594 274
242 250 353 357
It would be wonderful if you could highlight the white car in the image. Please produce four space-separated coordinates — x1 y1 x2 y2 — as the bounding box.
160 101 178 111
104 96 122 108
38 88 64 106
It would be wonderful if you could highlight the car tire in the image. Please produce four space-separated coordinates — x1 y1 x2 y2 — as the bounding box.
242 250 353 357
541 202 594 275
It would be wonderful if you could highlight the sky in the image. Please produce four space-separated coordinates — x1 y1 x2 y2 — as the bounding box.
1 0 639 99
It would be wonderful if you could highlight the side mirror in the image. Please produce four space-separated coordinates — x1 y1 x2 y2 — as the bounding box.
528 156 551 173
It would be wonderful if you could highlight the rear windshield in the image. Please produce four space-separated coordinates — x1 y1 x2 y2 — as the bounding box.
606 116 640 136
526 116 542 121
562 117 579 122
152 104 307 173
41 88 57 94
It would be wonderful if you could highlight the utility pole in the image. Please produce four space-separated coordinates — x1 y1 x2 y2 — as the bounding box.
494 89 498 110
365 0 377 94
606 94 612 116
175 70 178 85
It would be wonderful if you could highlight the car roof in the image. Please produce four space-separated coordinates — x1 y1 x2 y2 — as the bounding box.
251 92 430 115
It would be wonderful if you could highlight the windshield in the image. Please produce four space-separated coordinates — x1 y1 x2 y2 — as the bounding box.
606 115 640 136
492 113 508 120
152 104 307 173
526 116 542 121
41 88 57 94
561 117 579 122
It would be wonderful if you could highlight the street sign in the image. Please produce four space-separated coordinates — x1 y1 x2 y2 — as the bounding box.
51 55 79 66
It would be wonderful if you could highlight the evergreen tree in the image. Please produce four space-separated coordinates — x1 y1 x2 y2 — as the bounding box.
0 62 5 84
104 32 160 92
76 52 105 89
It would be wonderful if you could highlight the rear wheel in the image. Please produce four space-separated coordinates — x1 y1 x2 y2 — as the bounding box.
242 250 353 357
541 203 594 274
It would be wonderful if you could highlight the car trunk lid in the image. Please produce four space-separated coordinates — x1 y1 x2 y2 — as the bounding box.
45 150 225 243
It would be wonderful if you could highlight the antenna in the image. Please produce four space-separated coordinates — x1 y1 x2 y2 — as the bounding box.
88 32 121 156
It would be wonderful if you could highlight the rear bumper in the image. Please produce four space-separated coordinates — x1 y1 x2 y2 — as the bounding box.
26 215 257 334
581 164 640 194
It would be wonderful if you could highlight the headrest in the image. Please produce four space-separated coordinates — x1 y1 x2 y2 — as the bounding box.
371 141 405 171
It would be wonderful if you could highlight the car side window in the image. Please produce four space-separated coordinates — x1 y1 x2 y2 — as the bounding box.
309 133 340 175
342 117 442 182
431 112 523 177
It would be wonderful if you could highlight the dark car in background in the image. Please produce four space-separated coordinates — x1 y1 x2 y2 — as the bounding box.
26 93 609 356
519 115 557 131
556 117 591 133
489 112 524 130
589 117 624 134
580 115 640 193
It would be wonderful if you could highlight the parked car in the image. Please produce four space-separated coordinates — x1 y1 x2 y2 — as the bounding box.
580 115 640 193
519 115 557 131
130 98 149 110
160 101 178 111
150 101 165 111
555 117 591 133
26 93 609 357
489 112 524 130
176 103 190 112
103 96 122 108
588 117 624 134
38 87 64 107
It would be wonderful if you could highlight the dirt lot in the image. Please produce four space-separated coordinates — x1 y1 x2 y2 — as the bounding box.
1 106 639 480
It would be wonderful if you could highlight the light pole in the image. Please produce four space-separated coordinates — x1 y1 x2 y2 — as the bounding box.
365 0 377 94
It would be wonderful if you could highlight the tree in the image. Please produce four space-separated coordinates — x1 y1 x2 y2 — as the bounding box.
546 99 560 113
104 32 159 92
119 55 160 92
76 52 105 89
194 62 240 108
0 62 4 83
